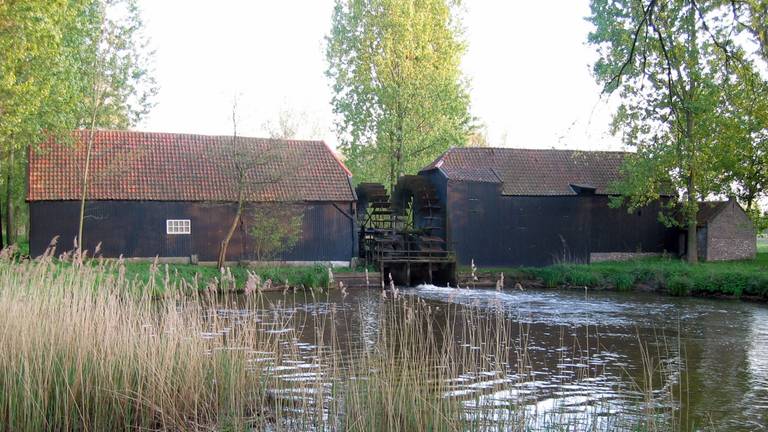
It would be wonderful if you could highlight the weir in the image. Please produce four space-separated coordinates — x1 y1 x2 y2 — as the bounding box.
356 177 457 286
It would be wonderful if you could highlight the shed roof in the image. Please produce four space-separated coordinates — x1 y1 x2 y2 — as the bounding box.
696 200 730 226
28 130 355 202
421 147 627 196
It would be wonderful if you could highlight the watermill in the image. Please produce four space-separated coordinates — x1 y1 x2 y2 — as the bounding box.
355 176 456 286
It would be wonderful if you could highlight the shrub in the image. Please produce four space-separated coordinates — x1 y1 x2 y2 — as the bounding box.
537 268 565 288
667 276 693 296
745 274 768 297
566 268 602 286
611 273 635 291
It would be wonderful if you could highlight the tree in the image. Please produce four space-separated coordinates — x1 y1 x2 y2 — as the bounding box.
587 0 753 263
218 101 247 269
0 0 96 247
713 60 768 213
77 0 156 252
726 0 768 62
326 0 473 189
247 204 304 261
261 108 322 140
216 100 293 269
467 125 490 147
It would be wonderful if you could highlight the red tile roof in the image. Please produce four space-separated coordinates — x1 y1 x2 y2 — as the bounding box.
28 130 355 202
421 147 627 196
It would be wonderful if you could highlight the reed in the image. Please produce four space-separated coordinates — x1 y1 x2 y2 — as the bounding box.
0 251 687 431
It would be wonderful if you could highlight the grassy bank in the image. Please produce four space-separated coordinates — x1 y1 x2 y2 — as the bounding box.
49 259 331 294
470 253 768 299
0 253 683 431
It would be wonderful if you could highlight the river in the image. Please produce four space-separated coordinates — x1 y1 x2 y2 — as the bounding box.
206 286 768 430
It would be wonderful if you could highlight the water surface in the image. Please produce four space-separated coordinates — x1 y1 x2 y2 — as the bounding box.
205 286 768 430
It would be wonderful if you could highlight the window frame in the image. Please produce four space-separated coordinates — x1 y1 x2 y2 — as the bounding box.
166 219 191 235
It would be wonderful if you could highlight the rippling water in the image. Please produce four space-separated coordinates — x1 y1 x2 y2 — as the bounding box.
203 286 768 430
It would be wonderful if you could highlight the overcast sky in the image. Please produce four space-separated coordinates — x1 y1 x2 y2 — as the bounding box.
138 1 624 151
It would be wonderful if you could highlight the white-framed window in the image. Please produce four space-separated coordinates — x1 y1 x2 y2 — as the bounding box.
166 219 191 235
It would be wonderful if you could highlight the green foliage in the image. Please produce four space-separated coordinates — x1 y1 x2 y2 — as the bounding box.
710 61 768 215
99 261 330 293
731 0 768 62
537 267 565 288
0 0 90 149
77 0 156 248
666 276 692 297
247 204 304 261
565 267 603 286
0 0 155 246
472 252 768 299
586 0 768 262
611 273 636 292
0 0 95 244
326 0 473 187
77 0 156 130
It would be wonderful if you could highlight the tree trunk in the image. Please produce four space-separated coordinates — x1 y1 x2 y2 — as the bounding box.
5 150 13 245
681 2 700 264
78 117 98 253
0 186 4 250
217 201 243 269
685 152 698 264
686 205 698 263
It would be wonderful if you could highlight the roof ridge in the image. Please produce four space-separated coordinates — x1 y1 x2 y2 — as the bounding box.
450 146 629 155
72 129 328 145
421 146 629 196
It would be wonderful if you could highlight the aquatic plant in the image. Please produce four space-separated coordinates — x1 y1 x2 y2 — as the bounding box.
0 250 690 431
468 251 768 299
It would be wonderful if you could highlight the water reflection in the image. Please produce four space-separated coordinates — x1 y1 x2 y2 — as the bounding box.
200 286 767 430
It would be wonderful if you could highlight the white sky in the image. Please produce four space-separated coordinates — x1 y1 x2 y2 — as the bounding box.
138 1 624 152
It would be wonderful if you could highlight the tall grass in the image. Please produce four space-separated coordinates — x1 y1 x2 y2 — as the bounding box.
0 250 686 431
0 255 276 430
472 252 768 299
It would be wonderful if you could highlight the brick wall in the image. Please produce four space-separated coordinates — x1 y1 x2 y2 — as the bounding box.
706 201 756 261
590 252 663 262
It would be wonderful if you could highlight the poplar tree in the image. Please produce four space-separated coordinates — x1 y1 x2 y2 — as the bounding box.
0 0 93 247
0 0 154 250
326 0 473 189
76 0 156 252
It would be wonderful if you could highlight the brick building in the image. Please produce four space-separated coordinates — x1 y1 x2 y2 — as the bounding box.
695 198 756 261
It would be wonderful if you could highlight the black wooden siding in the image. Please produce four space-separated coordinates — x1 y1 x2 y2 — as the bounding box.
30 200 355 262
425 171 678 267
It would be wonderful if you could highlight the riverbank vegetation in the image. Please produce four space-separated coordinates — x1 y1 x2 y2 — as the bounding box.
72 259 330 294
470 252 768 299
0 253 686 431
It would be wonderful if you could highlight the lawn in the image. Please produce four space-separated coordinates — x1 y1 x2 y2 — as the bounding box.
472 250 768 299
41 259 332 295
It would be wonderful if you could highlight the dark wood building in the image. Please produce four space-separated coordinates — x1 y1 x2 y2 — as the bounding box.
28 130 357 264
693 198 756 261
419 147 679 267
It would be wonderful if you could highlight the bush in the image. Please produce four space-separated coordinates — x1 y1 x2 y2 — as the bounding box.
537 268 565 288
611 273 635 291
566 268 602 286
667 276 693 296
745 274 768 297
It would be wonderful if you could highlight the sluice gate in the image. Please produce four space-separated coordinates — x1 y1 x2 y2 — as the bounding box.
356 176 456 286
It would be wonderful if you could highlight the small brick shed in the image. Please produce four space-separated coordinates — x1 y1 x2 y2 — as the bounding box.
694 198 756 261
